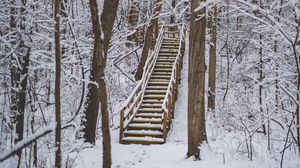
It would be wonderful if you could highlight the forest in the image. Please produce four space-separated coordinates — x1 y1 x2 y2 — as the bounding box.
0 0 299 168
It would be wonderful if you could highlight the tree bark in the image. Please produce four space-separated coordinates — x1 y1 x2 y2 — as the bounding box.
127 0 140 42
170 0 176 24
81 0 119 168
54 0 62 167
10 0 31 165
208 4 217 111
187 0 207 159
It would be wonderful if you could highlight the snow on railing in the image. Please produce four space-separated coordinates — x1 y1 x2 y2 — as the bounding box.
162 24 185 131
119 25 165 143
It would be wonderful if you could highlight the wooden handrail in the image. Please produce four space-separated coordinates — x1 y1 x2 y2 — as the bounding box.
119 25 165 143
161 24 185 142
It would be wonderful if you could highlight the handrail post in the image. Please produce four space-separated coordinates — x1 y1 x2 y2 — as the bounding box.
119 109 124 144
163 110 167 142
168 93 172 119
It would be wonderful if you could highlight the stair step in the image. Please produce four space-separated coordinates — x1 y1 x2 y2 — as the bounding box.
149 78 169 82
139 108 163 113
148 81 169 86
162 43 179 46
143 94 165 99
145 86 168 90
159 53 177 56
154 68 173 72
157 57 176 60
151 75 171 79
156 61 174 64
160 48 179 51
127 124 162 132
142 98 164 102
156 63 174 67
135 113 163 118
145 90 167 94
124 130 163 136
161 46 179 49
158 56 177 60
141 103 162 108
155 65 173 69
142 100 163 105
159 51 178 54
132 118 163 123
122 136 164 144
163 38 180 41
152 72 172 76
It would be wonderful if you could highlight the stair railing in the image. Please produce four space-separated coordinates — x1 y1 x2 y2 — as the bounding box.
162 24 185 142
119 25 165 143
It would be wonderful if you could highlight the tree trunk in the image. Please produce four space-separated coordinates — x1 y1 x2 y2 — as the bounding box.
127 0 140 42
187 0 207 159
134 0 162 80
152 0 162 42
257 0 266 135
170 0 176 24
259 33 266 135
10 0 31 165
208 4 217 111
54 0 62 167
81 0 119 168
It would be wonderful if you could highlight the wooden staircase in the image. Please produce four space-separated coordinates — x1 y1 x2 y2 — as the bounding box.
119 25 185 144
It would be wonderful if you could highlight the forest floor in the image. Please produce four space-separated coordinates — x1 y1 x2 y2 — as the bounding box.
73 46 298 168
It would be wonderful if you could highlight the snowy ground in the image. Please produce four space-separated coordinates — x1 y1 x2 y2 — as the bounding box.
72 43 300 168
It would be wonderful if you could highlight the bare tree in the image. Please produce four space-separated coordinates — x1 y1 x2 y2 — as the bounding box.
9 0 31 166
81 0 119 167
187 0 207 159
54 0 62 167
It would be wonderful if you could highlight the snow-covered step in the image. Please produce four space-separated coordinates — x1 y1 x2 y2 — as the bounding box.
163 38 180 40
138 108 163 113
148 81 169 86
124 130 163 136
155 63 174 66
154 65 173 69
156 58 176 62
157 56 177 60
145 90 167 94
146 86 168 91
160 48 178 52
143 95 165 100
162 43 179 46
142 99 164 104
153 68 173 72
149 79 170 83
159 53 177 56
150 76 171 80
151 72 172 76
160 46 179 50
128 123 162 130
159 51 178 54
132 117 163 123
121 136 164 144
135 113 163 118
141 103 162 108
